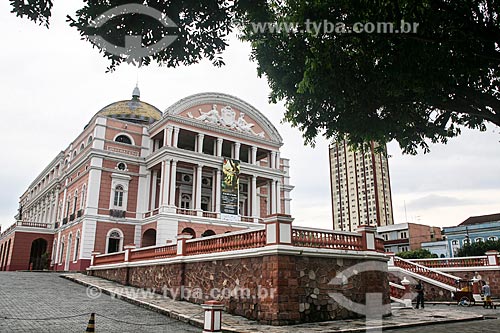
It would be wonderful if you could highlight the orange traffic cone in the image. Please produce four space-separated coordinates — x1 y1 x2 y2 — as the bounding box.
85 313 95 332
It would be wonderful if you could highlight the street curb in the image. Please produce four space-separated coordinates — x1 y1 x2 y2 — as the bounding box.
60 274 486 333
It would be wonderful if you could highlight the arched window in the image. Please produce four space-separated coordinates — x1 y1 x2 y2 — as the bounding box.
201 230 216 237
87 136 93 144
488 236 498 241
106 229 123 253
181 194 191 209
451 240 459 245
73 231 80 261
113 185 124 207
72 150 77 158
181 228 196 238
115 135 132 145
475 237 484 243
80 143 85 152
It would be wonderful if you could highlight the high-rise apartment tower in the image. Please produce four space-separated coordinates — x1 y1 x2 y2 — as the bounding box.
329 141 394 231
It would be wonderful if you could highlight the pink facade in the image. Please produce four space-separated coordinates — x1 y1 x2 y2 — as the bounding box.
0 89 293 271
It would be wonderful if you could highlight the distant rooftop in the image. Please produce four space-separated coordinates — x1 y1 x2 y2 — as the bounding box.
459 213 500 226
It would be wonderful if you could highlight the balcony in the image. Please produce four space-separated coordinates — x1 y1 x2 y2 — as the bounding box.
69 213 75 222
62 217 68 225
109 209 126 218
77 209 84 218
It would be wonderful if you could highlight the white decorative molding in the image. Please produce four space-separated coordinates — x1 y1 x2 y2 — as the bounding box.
187 104 265 138
158 92 283 144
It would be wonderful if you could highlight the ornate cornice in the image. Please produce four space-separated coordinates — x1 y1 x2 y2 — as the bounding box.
155 92 283 145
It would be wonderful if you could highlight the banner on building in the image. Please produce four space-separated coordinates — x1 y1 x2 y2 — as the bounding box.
221 158 240 215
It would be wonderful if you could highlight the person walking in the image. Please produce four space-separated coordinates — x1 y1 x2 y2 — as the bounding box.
482 281 492 308
415 280 425 309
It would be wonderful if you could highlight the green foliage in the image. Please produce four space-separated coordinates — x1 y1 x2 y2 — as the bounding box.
456 240 500 257
397 248 437 259
9 1 500 153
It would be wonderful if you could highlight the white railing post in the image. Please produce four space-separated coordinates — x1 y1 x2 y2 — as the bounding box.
486 250 499 266
263 214 293 245
202 301 224 333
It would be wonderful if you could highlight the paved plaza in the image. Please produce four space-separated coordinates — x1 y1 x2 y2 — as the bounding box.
0 272 199 332
1 271 500 333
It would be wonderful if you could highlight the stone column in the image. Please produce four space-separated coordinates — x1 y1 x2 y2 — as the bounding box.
233 142 241 160
197 133 205 153
150 170 158 210
159 160 166 206
169 160 177 206
215 169 221 213
276 152 281 169
216 138 223 157
251 146 257 164
195 164 203 213
161 159 171 207
166 126 173 146
251 175 258 218
270 180 277 214
276 180 282 214
172 127 180 147
270 151 277 169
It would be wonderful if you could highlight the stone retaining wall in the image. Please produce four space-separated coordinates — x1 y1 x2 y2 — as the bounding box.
90 253 390 325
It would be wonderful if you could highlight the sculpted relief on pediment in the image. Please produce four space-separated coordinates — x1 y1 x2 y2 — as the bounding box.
187 105 265 138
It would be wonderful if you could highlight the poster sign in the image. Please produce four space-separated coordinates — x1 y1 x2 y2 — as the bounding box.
221 158 240 215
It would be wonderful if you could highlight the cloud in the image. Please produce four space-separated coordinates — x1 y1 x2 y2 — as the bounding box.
406 194 481 210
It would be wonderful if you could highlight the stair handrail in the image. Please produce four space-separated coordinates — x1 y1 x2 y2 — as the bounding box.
392 256 461 287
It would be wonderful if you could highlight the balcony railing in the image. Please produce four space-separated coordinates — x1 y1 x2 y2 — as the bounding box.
69 213 75 222
176 208 197 216
77 209 84 218
292 227 364 251
106 145 140 157
90 223 385 267
109 209 126 218
0 221 52 238
409 256 489 268
185 229 267 256
62 217 68 225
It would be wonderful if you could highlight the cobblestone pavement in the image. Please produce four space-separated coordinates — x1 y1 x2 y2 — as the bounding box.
0 272 199 333
61 273 488 333
386 304 500 333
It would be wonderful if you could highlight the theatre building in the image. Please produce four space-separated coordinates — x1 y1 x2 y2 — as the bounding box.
0 88 293 271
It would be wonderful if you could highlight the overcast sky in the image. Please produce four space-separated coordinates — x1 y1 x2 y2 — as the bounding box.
1 2 499 232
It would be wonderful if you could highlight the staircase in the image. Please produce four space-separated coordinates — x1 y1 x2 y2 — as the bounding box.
389 256 461 293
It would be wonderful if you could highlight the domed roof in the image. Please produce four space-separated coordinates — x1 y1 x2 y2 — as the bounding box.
96 86 162 124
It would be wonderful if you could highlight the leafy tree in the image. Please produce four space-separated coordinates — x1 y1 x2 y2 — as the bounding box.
456 239 500 257
9 0 500 153
397 248 437 259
